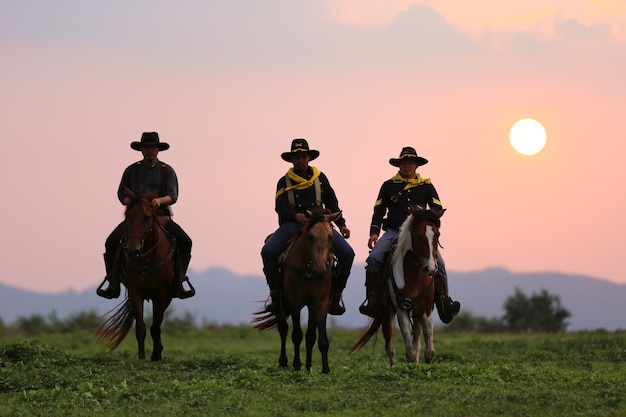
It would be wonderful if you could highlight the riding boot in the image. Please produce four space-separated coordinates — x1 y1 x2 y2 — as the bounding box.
359 271 380 317
264 268 282 313
434 271 460 324
329 269 348 316
174 253 195 299
96 252 121 299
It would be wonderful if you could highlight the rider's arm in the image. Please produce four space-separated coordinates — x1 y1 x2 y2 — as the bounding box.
369 181 388 236
275 176 298 224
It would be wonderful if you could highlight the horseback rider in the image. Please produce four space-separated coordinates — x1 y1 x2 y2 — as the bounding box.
96 132 195 300
359 146 460 323
261 138 355 315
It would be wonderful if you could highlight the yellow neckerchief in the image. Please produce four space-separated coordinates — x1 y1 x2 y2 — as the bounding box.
391 172 431 190
276 166 321 199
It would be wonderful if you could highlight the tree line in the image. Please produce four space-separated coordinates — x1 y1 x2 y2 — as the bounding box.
0 287 571 336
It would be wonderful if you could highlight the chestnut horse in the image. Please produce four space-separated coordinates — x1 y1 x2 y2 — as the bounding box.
253 207 341 374
349 205 445 365
96 188 176 361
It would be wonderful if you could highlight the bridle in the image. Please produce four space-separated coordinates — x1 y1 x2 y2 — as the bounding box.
284 218 335 280
124 198 174 274
394 218 440 311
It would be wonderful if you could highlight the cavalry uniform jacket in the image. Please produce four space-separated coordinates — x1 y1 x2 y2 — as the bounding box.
274 167 347 228
117 160 178 216
370 173 442 236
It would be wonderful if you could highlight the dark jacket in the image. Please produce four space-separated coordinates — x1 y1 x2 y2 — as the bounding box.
117 160 178 216
369 176 442 236
275 168 347 228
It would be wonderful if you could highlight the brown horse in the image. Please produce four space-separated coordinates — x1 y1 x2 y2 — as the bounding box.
253 207 341 374
349 205 445 365
96 188 176 361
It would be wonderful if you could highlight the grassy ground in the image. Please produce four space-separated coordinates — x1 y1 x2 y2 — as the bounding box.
1 326 624 416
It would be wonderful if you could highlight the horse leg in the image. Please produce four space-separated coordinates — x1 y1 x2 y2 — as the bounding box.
277 316 289 368
310 309 329 374
396 309 417 363
131 295 146 360
421 313 435 363
381 311 396 366
150 299 170 361
412 312 423 365
291 310 303 371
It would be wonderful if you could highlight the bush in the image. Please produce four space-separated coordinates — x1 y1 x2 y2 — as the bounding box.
503 287 570 332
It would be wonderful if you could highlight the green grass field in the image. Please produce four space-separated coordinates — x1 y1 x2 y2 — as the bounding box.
1 326 624 416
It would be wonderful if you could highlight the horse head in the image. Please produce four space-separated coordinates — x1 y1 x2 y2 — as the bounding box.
407 204 445 276
123 188 159 260
302 207 341 279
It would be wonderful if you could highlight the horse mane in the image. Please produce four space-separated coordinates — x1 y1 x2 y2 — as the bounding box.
124 192 155 215
295 206 328 236
124 193 144 212
390 208 442 286
391 213 414 268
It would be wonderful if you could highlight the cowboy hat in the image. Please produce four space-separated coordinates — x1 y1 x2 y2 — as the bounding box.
389 146 428 167
130 132 170 151
281 138 320 162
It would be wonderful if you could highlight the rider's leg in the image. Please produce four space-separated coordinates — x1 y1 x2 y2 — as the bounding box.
166 221 195 299
97 222 125 299
360 230 397 317
434 252 460 323
329 230 354 315
260 223 297 313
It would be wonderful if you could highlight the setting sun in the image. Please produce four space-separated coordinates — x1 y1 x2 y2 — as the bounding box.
509 118 547 155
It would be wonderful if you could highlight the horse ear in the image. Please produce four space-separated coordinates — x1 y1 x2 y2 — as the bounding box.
305 209 313 218
327 211 342 223
125 187 134 199
146 191 159 200
436 208 446 218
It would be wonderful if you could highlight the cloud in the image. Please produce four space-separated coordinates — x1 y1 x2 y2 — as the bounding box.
321 0 626 42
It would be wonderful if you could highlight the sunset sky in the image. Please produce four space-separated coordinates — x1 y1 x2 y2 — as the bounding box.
2 1 625 293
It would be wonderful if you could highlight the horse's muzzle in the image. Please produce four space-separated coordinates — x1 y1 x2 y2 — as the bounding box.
305 259 333 280
125 247 142 260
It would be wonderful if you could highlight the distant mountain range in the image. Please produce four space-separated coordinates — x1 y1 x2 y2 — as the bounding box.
1 266 624 331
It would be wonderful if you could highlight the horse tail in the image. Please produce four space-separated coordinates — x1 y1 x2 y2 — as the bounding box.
348 317 382 354
96 297 135 351
251 310 280 330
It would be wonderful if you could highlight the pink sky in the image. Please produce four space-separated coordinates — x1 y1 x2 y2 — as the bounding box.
1 1 625 293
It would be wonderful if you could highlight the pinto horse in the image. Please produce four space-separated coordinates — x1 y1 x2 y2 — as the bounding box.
96 188 176 361
349 205 445 365
253 207 341 374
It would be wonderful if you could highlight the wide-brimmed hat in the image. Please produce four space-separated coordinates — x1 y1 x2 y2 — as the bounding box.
130 132 170 151
281 138 320 162
389 146 428 167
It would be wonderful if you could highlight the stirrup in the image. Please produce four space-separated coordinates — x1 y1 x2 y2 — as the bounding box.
436 296 459 324
96 279 120 299
329 295 345 316
176 276 196 299
264 298 279 313
359 300 376 318
264 291 282 313
441 296 460 316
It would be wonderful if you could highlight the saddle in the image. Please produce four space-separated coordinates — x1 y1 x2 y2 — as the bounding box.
266 232 339 281
157 215 170 227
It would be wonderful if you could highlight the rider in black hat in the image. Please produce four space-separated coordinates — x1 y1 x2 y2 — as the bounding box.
359 146 460 323
261 138 355 315
97 132 195 300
